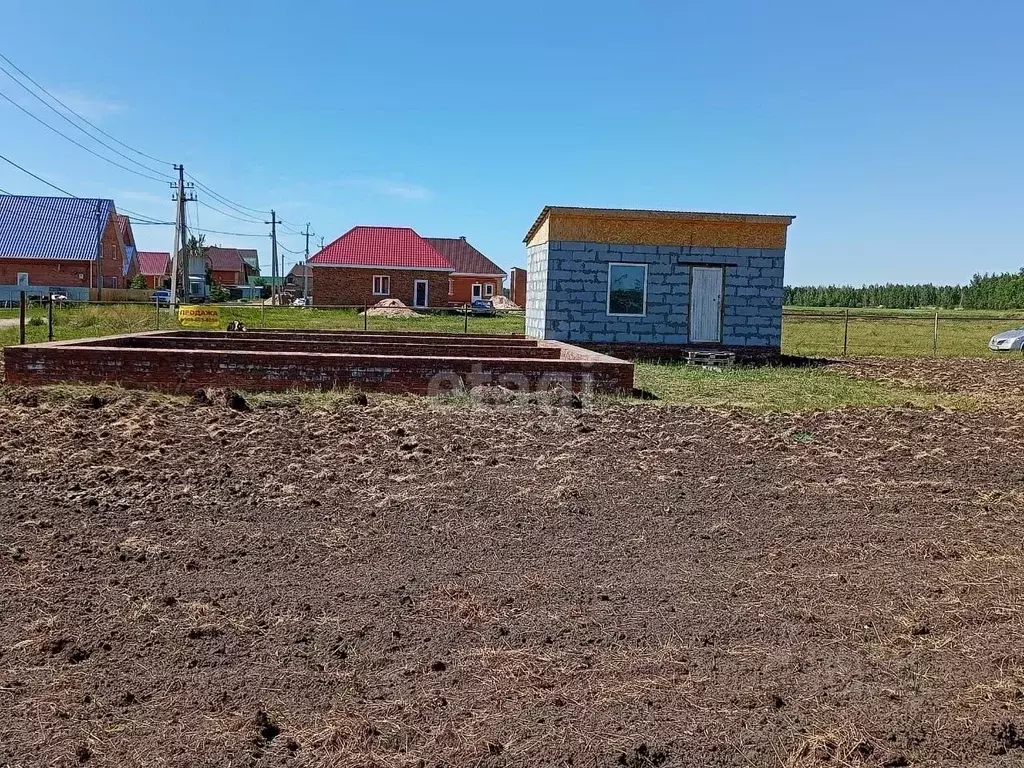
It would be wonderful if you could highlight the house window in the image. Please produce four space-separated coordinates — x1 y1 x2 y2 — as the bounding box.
448 278 454 296
607 263 647 316
373 275 390 295
471 283 482 300
16 272 28 287
484 283 494 297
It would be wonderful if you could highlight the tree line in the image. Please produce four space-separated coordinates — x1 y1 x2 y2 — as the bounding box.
784 270 1024 310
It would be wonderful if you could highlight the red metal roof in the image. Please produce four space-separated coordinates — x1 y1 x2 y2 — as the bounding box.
424 237 505 277
309 226 453 270
137 251 170 276
206 246 249 272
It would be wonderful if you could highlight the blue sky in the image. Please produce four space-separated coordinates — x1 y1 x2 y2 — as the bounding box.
1 0 1021 285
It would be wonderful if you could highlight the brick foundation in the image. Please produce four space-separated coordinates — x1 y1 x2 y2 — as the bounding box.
577 342 782 364
4 330 634 395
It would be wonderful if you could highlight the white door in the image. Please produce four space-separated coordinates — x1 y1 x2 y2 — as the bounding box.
690 267 724 343
413 279 429 308
471 283 482 300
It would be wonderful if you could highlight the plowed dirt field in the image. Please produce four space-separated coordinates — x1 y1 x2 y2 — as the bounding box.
2 368 1023 766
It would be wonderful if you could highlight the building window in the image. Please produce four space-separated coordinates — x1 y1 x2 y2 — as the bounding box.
373 275 390 295
16 272 28 287
607 263 647 316
484 283 494 297
472 283 482 300
448 278 454 296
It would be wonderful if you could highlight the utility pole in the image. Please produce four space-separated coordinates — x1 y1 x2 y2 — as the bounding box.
266 209 280 305
95 202 103 301
303 222 312 301
170 165 195 307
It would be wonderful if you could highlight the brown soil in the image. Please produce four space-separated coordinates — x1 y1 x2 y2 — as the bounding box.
2 385 1023 766
828 356 1024 399
489 295 522 310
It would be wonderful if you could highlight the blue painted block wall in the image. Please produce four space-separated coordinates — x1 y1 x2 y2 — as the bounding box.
524 241 785 348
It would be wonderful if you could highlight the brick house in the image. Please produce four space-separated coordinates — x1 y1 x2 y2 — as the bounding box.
137 251 171 289
0 195 133 301
524 206 795 359
206 246 259 287
309 226 453 308
423 236 505 304
285 263 312 298
116 214 141 284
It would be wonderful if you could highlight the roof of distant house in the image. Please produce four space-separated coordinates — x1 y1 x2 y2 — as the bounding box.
309 226 453 270
424 237 505 277
206 246 256 273
137 251 170 276
0 195 115 261
287 263 311 278
116 213 134 244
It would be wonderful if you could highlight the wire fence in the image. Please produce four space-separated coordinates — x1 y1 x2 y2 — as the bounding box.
3 297 1023 359
0 296 527 346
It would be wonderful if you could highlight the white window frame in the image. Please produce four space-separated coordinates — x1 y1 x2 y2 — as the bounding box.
372 275 391 296
471 283 482 300
484 283 494 297
448 278 454 296
16 272 29 287
606 262 648 317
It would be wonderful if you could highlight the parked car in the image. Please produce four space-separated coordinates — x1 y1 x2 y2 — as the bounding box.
989 326 1024 351
470 299 495 316
151 290 172 307
292 297 310 307
49 293 68 303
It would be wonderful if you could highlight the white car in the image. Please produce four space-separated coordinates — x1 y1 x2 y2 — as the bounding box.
989 327 1024 351
293 297 310 307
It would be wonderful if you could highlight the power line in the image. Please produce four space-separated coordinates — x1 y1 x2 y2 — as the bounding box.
190 226 269 238
0 51 173 168
0 151 78 197
0 88 169 184
196 197 264 224
185 172 268 217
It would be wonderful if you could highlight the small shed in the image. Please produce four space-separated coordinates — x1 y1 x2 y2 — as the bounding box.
523 206 795 358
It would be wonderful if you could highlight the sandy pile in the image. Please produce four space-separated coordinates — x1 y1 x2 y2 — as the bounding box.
361 298 420 318
489 294 521 310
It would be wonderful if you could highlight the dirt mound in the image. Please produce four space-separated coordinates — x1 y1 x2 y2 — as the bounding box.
489 294 521 310
361 298 420 318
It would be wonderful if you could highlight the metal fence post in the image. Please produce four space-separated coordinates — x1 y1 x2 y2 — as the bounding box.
933 312 939 357
363 301 368 331
842 309 849 356
47 296 53 342
261 300 266 329
19 291 26 345
464 303 469 334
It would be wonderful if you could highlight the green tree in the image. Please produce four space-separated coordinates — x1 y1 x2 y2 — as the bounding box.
129 273 147 290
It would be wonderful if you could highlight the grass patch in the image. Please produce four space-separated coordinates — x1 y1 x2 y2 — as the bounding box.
633 363 973 412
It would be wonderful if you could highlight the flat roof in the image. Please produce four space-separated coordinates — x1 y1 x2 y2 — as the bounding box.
523 206 796 244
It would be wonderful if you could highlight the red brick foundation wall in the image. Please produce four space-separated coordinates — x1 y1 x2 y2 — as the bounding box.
312 267 451 308
448 275 504 304
4 341 634 395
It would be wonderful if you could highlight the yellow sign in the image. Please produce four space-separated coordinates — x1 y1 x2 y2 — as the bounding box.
177 305 221 329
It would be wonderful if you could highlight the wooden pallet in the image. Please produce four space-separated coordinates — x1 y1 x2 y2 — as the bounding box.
684 350 736 370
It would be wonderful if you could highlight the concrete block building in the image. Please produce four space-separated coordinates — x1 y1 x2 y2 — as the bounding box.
523 206 795 358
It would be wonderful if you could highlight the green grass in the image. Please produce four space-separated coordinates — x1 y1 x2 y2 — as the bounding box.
633 363 971 412
2 302 1023 360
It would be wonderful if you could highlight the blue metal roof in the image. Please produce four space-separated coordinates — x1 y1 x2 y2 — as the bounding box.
0 195 114 261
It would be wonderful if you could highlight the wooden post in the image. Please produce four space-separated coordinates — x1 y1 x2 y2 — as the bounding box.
261 300 266 329
363 301 368 331
155 298 160 331
464 303 469 334
842 309 849 356
19 291 26 345
933 312 939 357
47 296 54 342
